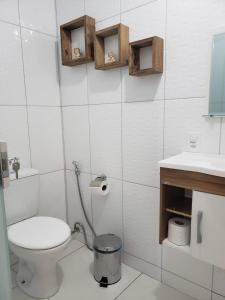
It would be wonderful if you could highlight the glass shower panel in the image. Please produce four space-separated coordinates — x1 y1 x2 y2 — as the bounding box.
209 32 225 115
0 180 11 300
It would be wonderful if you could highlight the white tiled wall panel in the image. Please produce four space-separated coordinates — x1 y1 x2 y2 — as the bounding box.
87 63 122 104
56 0 84 26
66 170 92 235
213 267 225 297
213 294 225 300
89 103 122 179
39 170 66 221
85 0 120 22
164 98 221 157
22 29 60 106
121 0 166 42
123 101 163 187
19 0 57 36
0 22 26 105
63 106 91 172
28 107 64 173
0 106 30 167
162 240 213 289
0 0 19 24
60 64 88 106
220 120 225 154
123 252 161 281
121 0 155 12
162 271 211 300
166 0 225 100
92 177 122 239
123 182 161 267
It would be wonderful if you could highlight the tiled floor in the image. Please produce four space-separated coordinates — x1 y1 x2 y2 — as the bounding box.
11 238 195 300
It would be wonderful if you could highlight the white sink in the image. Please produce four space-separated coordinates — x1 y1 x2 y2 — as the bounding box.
159 152 225 178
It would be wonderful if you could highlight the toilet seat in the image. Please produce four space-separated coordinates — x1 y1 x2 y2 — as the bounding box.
8 216 71 250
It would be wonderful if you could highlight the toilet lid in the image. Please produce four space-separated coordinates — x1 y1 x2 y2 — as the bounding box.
8 216 71 250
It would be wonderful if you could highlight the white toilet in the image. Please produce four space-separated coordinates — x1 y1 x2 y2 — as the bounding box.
4 169 71 299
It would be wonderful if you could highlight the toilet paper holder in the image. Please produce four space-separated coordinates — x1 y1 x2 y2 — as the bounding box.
90 174 107 186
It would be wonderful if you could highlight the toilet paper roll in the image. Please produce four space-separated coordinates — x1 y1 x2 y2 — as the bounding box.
89 179 109 196
168 217 191 246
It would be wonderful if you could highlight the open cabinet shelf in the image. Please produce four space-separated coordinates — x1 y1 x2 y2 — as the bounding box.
60 15 95 66
95 23 129 70
129 36 163 76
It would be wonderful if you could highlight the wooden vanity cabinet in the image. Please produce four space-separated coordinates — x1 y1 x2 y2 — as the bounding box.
160 167 225 268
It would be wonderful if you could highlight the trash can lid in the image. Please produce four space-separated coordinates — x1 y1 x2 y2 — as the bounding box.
93 234 122 253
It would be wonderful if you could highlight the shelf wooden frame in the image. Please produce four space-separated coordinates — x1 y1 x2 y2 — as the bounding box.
129 36 163 76
160 167 225 244
95 23 129 70
60 15 95 66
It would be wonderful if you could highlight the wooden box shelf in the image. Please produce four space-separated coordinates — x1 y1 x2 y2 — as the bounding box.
129 36 163 76
95 23 129 70
60 15 95 66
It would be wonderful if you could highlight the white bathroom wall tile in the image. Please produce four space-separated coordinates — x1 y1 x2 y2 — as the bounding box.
95 15 120 31
56 0 84 26
213 294 225 300
60 64 88 106
123 182 161 267
162 271 211 300
164 98 221 158
121 0 166 42
87 63 122 104
122 68 164 102
121 1 165 102
22 29 60 106
39 170 66 221
220 119 225 154
0 23 26 105
117 274 196 300
28 107 64 173
121 0 156 12
92 177 122 239
166 0 225 100
123 101 163 187
19 0 56 36
123 252 161 281
63 106 90 172
89 103 122 179
85 0 120 22
0 0 19 24
0 107 30 167
162 240 213 289
66 170 92 235
213 267 225 297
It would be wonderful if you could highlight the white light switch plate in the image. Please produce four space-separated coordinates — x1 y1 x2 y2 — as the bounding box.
187 132 201 152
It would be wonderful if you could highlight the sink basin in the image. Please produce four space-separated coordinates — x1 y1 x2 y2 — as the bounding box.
159 152 225 178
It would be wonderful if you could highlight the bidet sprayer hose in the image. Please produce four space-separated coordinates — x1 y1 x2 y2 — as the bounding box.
72 161 96 243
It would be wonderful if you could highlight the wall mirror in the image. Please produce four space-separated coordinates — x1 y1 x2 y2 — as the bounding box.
209 32 225 116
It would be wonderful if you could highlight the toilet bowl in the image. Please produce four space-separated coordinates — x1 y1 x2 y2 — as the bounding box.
8 216 71 299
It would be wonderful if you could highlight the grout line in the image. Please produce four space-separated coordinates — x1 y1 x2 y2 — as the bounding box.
124 251 161 270
114 273 142 300
58 245 85 262
54 0 69 224
17 0 33 168
218 118 223 154
162 268 212 292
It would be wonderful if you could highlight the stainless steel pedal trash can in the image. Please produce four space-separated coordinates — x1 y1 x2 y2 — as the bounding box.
93 234 122 287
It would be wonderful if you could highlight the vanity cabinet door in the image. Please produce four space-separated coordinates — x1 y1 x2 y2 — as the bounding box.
191 191 225 268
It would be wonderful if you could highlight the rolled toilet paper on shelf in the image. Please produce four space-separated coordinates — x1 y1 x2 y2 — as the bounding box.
168 217 191 246
89 178 109 196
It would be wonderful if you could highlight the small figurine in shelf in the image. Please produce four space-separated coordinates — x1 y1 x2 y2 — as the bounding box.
72 48 81 60
106 51 116 63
